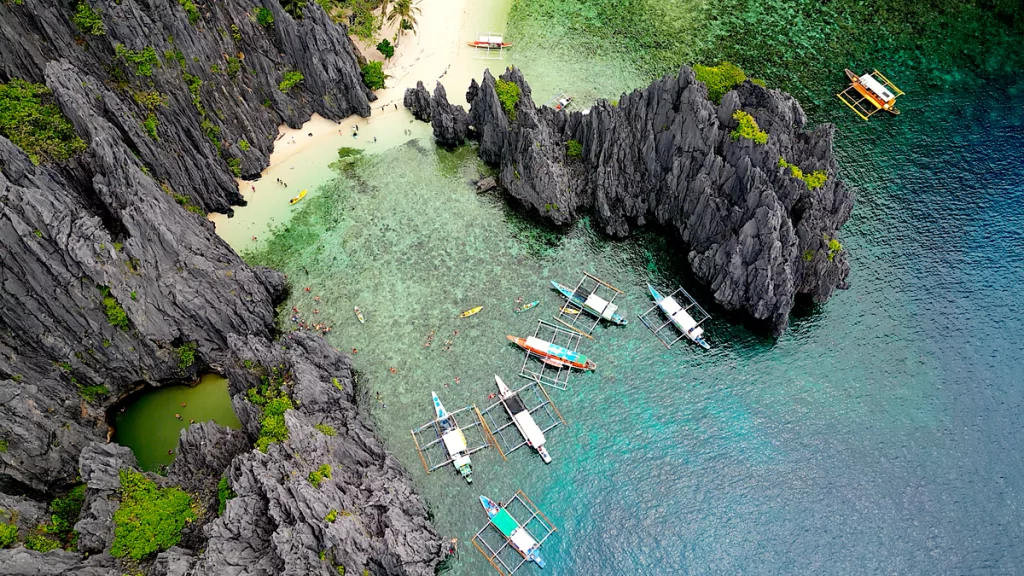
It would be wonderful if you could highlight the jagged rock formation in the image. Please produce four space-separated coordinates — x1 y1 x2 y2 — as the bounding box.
0 0 373 213
409 68 853 333
404 81 470 148
0 1 440 574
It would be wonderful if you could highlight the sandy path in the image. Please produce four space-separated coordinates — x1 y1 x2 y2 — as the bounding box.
210 0 512 249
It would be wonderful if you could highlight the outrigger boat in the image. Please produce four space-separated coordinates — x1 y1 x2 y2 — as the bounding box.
432 392 474 483
647 285 710 350
289 189 307 205
459 306 483 318
507 334 596 371
495 375 551 463
550 281 627 326
468 34 512 48
479 496 545 568
836 69 905 121
514 300 540 314
354 306 365 324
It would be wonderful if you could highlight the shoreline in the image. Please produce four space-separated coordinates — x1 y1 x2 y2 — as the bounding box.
209 0 513 251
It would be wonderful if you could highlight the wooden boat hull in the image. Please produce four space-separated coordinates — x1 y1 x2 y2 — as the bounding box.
507 335 596 371
550 281 627 325
467 41 513 48
648 285 710 350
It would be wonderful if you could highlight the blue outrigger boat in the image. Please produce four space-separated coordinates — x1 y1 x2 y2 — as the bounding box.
647 285 711 350
550 281 627 326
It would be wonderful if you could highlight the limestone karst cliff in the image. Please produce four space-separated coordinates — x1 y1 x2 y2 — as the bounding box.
0 2 440 574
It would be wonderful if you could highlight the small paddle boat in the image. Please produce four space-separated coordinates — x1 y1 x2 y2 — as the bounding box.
495 375 551 463
550 280 627 325
459 306 483 318
480 496 545 568
289 189 307 205
433 392 474 483
648 285 710 350
506 334 596 371
514 300 540 314
354 306 365 324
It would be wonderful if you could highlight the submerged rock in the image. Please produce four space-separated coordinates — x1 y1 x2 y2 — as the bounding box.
410 67 853 334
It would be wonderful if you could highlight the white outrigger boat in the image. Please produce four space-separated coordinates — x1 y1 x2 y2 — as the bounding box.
480 496 546 568
495 375 551 463
646 285 711 349
432 392 474 483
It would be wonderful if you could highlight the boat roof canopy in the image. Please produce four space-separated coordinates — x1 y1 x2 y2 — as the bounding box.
442 429 468 453
478 34 503 43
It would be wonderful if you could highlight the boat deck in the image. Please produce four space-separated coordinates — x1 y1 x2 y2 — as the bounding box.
472 31 507 60
516 320 589 390
638 285 711 349
472 491 557 576
552 271 625 337
410 404 496 476
481 379 566 459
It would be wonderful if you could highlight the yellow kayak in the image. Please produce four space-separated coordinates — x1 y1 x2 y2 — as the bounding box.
289 189 307 205
458 306 483 318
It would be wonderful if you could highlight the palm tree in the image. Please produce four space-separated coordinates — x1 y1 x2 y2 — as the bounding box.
386 0 420 43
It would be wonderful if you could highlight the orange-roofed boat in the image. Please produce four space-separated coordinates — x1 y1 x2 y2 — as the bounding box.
506 335 596 371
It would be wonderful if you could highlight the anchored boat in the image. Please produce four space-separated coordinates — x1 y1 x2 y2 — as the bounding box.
507 334 596 371
551 280 627 326
515 300 540 314
432 392 474 483
648 285 710 349
836 69 905 121
495 375 551 463
468 34 512 48
479 496 545 568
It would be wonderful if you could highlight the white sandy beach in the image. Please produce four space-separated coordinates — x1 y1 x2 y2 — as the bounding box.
210 0 513 250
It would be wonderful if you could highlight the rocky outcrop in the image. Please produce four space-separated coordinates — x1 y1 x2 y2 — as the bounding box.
412 67 853 333
0 0 373 214
404 81 470 147
0 1 441 573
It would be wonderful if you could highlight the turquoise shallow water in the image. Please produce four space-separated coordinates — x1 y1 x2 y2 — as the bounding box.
240 76 1024 572
215 2 1024 571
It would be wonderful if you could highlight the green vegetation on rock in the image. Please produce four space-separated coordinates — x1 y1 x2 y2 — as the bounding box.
239 139 250 151
98 285 129 330
315 423 336 436
0 79 87 165
216 477 235 516
72 1 106 36
178 0 200 24
325 509 337 523
360 61 385 90
226 56 242 78
228 157 241 177
246 364 295 452
114 45 160 77
46 484 85 550
0 521 16 548
176 342 197 370
496 79 520 121
79 384 109 403
566 139 582 159
308 464 332 488
826 237 843 261
730 110 767 144
25 534 61 552
255 7 275 27
0 438 7 452
142 113 159 140
279 70 305 92
110 469 196 560
693 62 746 104
778 157 827 189
280 0 307 19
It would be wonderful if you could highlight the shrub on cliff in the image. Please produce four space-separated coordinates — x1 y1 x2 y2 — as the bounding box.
361 61 386 90
255 7 275 27
216 477 235 516
778 157 827 189
730 110 768 144
279 70 305 93
114 45 160 77
72 1 106 35
0 522 18 549
24 534 61 552
566 139 582 159
377 39 395 59
98 286 129 330
496 79 520 121
693 62 746 104
308 464 332 488
280 0 307 19
0 79 87 165
46 484 85 550
110 469 196 560
246 364 295 452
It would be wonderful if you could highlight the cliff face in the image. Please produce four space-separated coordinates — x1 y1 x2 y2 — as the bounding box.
407 68 853 333
1 0 373 213
0 1 440 574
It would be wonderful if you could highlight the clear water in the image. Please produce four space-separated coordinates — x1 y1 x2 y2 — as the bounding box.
112 374 242 472
222 2 1024 573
